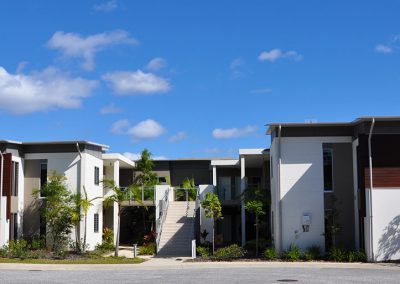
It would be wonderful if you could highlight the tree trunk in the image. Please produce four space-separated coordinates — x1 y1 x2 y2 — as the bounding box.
115 205 121 257
212 220 215 254
83 213 87 252
255 214 259 257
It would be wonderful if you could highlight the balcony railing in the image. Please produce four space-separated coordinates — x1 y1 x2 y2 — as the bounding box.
174 188 198 201
121 186 155 203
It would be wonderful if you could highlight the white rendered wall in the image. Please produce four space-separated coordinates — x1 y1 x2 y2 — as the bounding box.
199 185 214 243
12 156 24 239
0 197 9 246
272 136 352 252
81 153 103 250
155 185 170 222
369 188 400 261
24 152 103 250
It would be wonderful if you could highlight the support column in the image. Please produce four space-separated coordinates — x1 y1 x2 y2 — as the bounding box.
240 156 246 246
212 165 217 187
112 160 119 245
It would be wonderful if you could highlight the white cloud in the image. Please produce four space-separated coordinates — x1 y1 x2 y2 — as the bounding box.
146 57 167 71
93 0 118 12
128 119 165 139
102 70 171 95
250 88 272 94
16 61 28 73
100 103 122 114
229 58 246 77
212 125 258 139
0 66 98 114
46 30 137 71
123 152 167 161
110 119 130 134
168 131 187 142
375 44 392 54
258 48 303 62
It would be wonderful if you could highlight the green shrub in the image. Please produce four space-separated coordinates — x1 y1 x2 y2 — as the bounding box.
214 244 246 260
0 246 7 258
95 242 114 253
329 247 348 262
139 243 156 255
347 250 367 262
197 246 211 257
8 239 29 259
102 228 114 246
27 250 47 259
264 247 278 260
30 237 46 250
283 244 302 261
304 245 321 261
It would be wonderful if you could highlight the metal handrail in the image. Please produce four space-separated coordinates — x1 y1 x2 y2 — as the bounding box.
156 188 170 252
190 188 200 242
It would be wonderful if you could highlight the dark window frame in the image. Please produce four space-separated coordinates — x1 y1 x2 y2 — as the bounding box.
94 167 100 185
323 148 334 192
94 213 99 233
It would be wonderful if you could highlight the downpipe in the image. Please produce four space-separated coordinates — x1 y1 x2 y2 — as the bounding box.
368 118 375 261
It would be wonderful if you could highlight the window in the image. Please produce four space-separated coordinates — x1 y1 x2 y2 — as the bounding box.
94 213 99 233
10 213 18 240
40 163 47 188
94 167 100 185
11 161 19 196
40 163 48 197
323 148 333 192
157 176 167 184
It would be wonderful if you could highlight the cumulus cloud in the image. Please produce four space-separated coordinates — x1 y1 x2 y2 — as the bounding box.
102 70 170 95
258 48 303 62
128 119 165 139
110 119 130 134
46 30 137 70
100 103 122 114
375 44 393 54
212 125 258 139
146 57 167 71
123 152 167 161
168 131 187 142
93 0 118 12
0 66 98 114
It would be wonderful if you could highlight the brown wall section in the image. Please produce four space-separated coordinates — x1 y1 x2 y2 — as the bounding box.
2 153 12 220
23 160 42 237
365 167 400 188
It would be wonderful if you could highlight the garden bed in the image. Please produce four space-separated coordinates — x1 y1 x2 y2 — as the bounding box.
0 256 145 264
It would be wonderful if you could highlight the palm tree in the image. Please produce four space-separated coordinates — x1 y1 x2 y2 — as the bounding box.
103 179 137 257
72 187 100 252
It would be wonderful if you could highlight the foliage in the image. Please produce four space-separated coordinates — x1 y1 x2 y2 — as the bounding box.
182 177 195 189
135 149 158 186
102 228 114 247
304 245 322 261
196 246 211 258
143 231 156 245
201 192 223 220
214 244 246 260
264 247 278 260
329 247 348 262
8 239 29 259
28 236 46 250
201 192 223 253
139 243 156 255
245 191 266 256
283 244 302 261
347 250 367 262
103 179 141 257
33 171 74 253
95 242 114 252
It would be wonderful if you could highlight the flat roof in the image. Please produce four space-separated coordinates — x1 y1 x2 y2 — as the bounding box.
103 153 135 168
266 116 400 134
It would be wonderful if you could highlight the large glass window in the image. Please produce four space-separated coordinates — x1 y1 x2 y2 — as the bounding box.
11 162 19 196
94 167 100 185
323 148 333 192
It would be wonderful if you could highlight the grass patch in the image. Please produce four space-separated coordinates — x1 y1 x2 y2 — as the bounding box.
0 257 145 264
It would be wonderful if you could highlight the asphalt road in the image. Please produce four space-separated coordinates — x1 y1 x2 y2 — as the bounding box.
1 265 400 284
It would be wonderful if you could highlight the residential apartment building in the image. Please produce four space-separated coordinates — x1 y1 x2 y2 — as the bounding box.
0 116 399 261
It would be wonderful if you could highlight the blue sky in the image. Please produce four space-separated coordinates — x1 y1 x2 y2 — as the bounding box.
0 1 400 159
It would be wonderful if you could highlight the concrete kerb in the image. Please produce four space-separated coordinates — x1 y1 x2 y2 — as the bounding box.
0 259 399 271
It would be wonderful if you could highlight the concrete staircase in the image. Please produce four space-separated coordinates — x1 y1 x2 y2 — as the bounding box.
157 201 196 257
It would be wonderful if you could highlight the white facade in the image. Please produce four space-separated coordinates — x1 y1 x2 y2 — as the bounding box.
271 136 352 252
